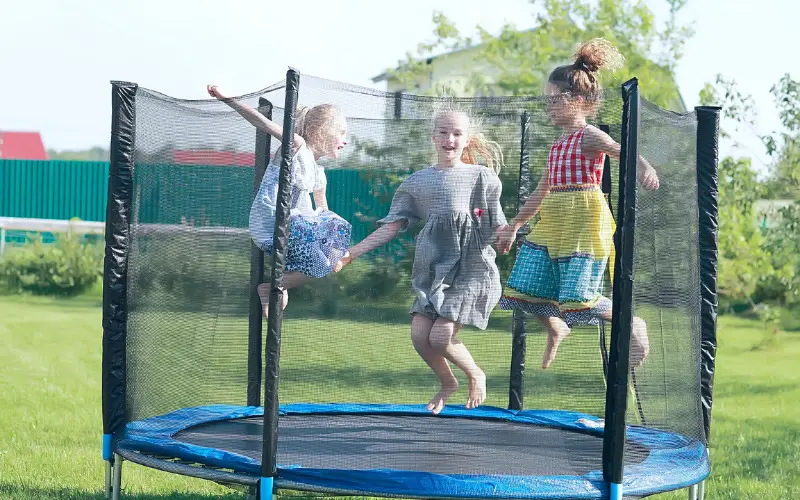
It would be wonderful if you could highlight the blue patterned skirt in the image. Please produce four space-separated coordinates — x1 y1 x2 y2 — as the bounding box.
259 210 352 279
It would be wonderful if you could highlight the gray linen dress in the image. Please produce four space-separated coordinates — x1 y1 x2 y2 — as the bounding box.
377 164 508 330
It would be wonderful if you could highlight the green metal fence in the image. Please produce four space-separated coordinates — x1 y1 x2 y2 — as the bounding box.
0 159 389 245
0 160 109 221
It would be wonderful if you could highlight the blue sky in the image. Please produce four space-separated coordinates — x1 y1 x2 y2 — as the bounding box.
0 0 794 173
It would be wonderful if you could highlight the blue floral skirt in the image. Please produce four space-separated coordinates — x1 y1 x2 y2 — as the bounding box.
259 210 352 279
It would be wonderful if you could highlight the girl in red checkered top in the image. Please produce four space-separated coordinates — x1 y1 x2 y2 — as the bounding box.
496 39 659 370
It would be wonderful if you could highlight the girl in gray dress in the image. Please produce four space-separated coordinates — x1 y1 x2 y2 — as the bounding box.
335 109 508 415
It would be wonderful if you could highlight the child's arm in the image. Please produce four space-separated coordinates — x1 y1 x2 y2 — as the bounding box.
582 125 659 190
334 220 404 272
313 188 329 212
511 175 550 230
496 175 550 254
207 85 306 152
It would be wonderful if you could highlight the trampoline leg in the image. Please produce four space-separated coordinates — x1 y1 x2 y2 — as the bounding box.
688 483 698 500
698 480 706 500
111 453 123 500
104 459 112 499
609 482 622 500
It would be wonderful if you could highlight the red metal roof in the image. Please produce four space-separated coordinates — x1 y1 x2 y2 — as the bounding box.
0 131 48 160
173 149 255 166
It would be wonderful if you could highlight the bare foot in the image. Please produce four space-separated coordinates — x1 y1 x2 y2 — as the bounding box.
542 321 571 369
630 317 650 368
257 284 288 318
466 370 486 409
427 376 459 415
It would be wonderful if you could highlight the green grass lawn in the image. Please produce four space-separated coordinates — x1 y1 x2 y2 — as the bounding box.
1 293 798 499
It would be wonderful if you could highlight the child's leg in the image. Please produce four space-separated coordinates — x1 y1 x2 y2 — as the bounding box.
257 272 310 318
411 315 459 415
428 319 486 411
283 271 311 290
537 315 571 369
598 310 650 368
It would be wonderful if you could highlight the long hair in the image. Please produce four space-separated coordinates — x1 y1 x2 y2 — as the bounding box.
461 130 504 175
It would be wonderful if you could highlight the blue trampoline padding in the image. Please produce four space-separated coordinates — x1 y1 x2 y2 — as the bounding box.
261 476 273 498
103 433 113 461
118 403 709 499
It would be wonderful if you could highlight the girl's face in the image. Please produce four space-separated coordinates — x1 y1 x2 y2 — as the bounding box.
322 113 348 159
545 82 584 127
432 111 470 166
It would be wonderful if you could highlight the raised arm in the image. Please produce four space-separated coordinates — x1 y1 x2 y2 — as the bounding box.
207 85 306 152
334 220 404 272
581 125 659 190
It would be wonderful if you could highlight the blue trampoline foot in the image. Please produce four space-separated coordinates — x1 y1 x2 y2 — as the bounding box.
610 482 623 500
260 477 274 500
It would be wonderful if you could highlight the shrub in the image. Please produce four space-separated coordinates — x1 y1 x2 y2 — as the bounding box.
0 233 103 296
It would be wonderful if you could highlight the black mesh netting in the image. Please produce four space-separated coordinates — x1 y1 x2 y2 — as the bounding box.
120 74 706 496
623 99 704 469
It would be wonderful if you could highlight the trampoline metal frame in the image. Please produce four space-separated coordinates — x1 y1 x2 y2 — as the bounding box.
110 403 710 499
101 70 720 500
104 446 708 500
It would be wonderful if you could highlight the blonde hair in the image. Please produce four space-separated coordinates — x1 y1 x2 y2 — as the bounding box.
433 109 505 174
293 103 344 149
461 131 504 174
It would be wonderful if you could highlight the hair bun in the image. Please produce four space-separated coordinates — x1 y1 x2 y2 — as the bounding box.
575 59 598 73
574 38 624 73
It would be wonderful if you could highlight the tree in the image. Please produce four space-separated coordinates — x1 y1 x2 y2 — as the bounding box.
387 0 693 111
715 157 772 304
763 75 800 199
700 74 800 309
47 146 109 162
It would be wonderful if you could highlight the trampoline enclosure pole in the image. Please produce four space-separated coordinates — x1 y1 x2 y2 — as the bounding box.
248 98 273 407
508 110 530 410
102 80 137 464
602 78 640 494
260 68 301 497
695 106 721 445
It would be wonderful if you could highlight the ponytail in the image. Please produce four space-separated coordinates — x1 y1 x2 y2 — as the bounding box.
293 105 311 139
461 132 504 174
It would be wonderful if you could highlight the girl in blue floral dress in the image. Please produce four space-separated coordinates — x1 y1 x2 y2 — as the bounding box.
208 85 352 316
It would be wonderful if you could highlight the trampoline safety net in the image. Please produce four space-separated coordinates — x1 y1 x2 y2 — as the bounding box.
106 72 711 499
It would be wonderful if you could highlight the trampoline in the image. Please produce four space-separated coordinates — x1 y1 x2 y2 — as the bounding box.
115 404 708 498
101 70 720 500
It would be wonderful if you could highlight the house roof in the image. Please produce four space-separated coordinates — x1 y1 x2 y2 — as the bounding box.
0 131 48 160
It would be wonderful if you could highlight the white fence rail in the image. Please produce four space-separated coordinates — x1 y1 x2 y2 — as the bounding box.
0 217 105 255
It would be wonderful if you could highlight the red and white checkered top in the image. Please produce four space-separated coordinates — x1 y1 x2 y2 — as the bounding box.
547 126 605 187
